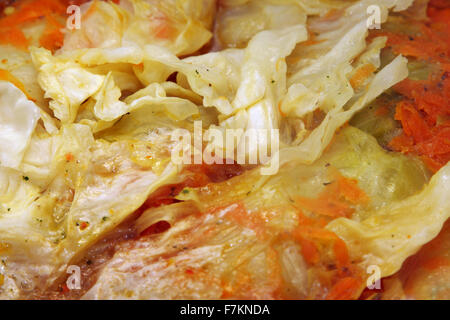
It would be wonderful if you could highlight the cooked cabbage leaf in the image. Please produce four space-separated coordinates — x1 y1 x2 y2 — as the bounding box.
0 45 46 108
327 162 450 277
0 123 179 298
0 0 430 300
272 54 408 168
31 47 105 124
0 81 40 169
215 0 346 49
86 126 429 299
62 0 215 56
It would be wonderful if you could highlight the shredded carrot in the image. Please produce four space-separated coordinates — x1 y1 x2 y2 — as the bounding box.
225 202 270 239
389 97 450 172
326 277 363 300
297 194 354 218
375 3 450 172
292 173 365 287
0 0 66 29
39 15 65 52
333 238 350 268
337 174 370 205
296 172 369 219
395 101 431 143
139 163 242 216
298 237 320 265
0 0 72 50
293 224 353 271
350 63 376 89
0 26 28 50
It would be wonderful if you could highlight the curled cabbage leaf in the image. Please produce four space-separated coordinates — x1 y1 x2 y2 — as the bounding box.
85 126 429 299
273 54 408 168
0 123 179 298
272 0 412 161
93 78 199 122
31 47 105 124
57 23 307 165
62 0 215 56
32 46 200 126
216 0 310 49
327 162 450 277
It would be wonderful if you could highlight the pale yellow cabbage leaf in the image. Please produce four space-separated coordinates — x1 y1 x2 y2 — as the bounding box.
0 124 179 298
272 55 408 168
327 162 450 277
31 47 105 124
62 0 215 56
0 45 46 108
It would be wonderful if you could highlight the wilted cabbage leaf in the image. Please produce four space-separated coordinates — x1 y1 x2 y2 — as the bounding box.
0 81 40 169
62 0 216 56
0 122 179 298
2 0 442 301
84 125 431 299
327 162 450 277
